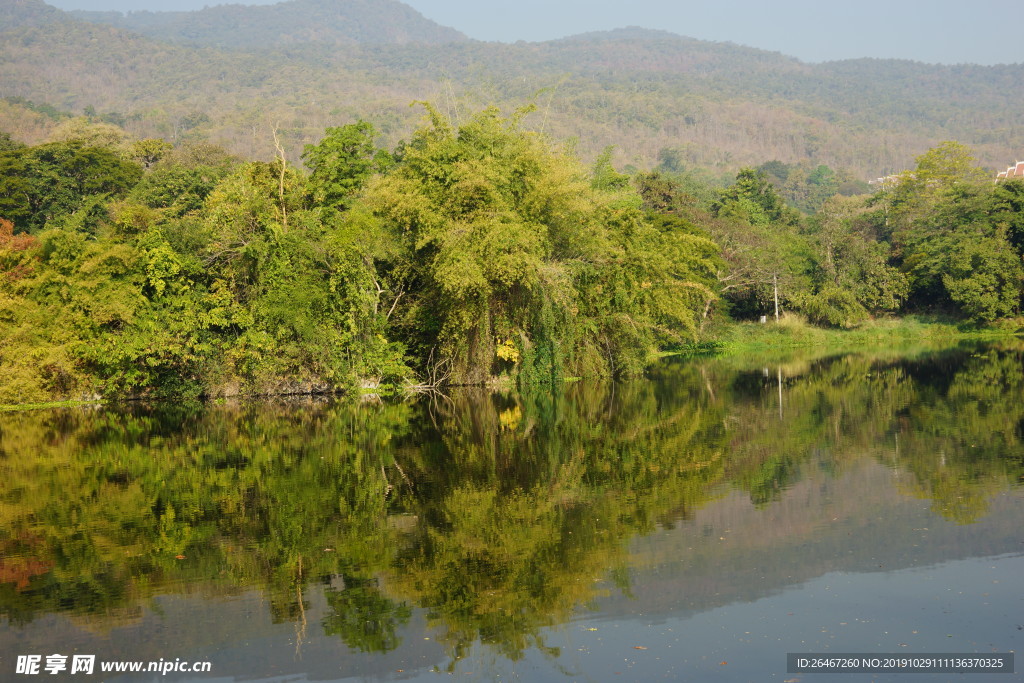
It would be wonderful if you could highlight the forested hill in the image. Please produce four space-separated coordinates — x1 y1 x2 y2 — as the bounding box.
0 0 67 27
1 0 1023 176
67 0 468 48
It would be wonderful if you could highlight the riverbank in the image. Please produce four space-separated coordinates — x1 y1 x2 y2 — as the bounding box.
676 314 1024 360
0 399 104 413
4 315 1021 410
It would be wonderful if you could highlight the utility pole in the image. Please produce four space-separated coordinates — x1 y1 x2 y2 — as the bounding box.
773 272 779 322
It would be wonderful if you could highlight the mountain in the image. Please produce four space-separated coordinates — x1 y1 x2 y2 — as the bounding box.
0 0 67 28
1 0 1022 178
67 0 467 48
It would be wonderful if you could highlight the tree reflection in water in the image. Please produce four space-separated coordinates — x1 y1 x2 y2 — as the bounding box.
1 341 1022 664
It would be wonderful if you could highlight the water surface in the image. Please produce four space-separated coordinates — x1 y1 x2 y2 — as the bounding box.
2 342 1023 681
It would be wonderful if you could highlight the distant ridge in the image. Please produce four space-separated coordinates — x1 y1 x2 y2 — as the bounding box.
555 26 688 43
1 0 1022 176
0 0 68 28
68 0 468 48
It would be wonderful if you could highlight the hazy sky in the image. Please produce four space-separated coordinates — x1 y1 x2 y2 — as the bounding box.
44 0 1024 65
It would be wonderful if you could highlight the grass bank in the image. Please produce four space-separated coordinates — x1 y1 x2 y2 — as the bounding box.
674 314 1024 360
0 399 104 413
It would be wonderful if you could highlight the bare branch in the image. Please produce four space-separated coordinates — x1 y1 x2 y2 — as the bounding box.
272 123 288 231
385 288 405 321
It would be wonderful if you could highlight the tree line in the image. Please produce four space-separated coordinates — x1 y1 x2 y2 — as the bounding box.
0 106 719 402
1 107 1022 403
691 141 1024 327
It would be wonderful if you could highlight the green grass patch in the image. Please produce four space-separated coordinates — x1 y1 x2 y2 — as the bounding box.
0 399 104 412
673 313 1023 359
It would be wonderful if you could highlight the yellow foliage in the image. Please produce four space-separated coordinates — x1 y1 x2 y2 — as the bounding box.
495 338 520 363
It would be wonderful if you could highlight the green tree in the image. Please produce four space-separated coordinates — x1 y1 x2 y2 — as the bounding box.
590 146 630 192
912 141 991 188
756 161 841 214
129 138 173 169
0 131 22 152
991 179 1024 255
0 141 142 233
48 116 132 153
802 194 908 325
712 168 800 227
361 105 717 384
888 150 1024 320
707 168 809 320
129 142 237 218
302 121 391 213
883 141 990 238
632 170 706 215
201 160 405 390
941 232 1023 322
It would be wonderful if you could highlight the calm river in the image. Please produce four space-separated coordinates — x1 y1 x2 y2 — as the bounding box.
1 342 1022 681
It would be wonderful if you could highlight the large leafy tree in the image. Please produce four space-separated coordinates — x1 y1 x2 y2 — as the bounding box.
880 143 1024 321
708 168 810 320
201 160 404 388
881 140 991 239
361 105 717 384
800 195 908 327
0 131 22 152
129 142 237 218
0 141 142 233
711 168 801 228
302 121 391 213
899 184 1024 321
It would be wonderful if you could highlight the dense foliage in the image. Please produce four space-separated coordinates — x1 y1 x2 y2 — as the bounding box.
0 107 722 401
676 144 1024 328
0 96 1021 403
361 106 717 384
